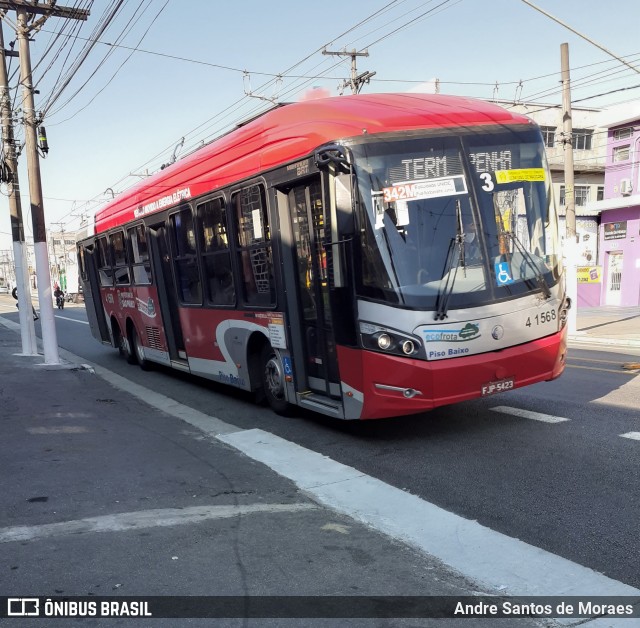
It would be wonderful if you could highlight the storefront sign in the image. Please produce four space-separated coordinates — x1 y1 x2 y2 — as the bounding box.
603 221 627 240
577 266 602 283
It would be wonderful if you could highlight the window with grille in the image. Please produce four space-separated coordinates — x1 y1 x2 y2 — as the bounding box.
559 185 590 206
232 184 275 307
613 127 633 141
540 126 556 147
613 145 630 162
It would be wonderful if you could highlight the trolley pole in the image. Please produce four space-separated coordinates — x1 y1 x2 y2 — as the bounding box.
0 19 37 355
560 43 577 334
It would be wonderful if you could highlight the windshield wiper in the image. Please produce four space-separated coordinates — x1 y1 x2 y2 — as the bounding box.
506 232 551 299
434 201 464 320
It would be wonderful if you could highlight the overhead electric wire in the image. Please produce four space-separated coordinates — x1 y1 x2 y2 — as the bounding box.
47 0 170 120
40 0 127 116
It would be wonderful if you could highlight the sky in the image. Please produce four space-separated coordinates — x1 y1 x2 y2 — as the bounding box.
1 0 639 252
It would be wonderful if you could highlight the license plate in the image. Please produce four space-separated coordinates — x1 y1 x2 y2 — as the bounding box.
481 377 515 396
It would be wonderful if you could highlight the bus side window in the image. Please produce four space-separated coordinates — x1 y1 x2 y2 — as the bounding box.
197 197 235 306
170 207 202 305
232 184 275 307
128 224 152 285
96 236 113 287
110 231 130 286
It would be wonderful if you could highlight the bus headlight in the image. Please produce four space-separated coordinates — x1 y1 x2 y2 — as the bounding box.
377 333 392 350
401 340 415 355
359 322 423 358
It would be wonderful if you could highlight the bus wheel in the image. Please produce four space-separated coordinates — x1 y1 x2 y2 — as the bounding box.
117 325 136 364
131 325 151 371
261 346 290 415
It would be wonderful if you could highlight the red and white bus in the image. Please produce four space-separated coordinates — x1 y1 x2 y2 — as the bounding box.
78 93 569 420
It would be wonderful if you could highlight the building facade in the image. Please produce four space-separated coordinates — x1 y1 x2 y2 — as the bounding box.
585 102 640 307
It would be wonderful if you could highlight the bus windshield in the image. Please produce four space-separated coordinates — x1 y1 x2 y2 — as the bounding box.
351 127 561 309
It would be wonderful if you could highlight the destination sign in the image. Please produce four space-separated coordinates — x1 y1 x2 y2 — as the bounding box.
382 175 467 203
468 150 512 173
388 153 463 184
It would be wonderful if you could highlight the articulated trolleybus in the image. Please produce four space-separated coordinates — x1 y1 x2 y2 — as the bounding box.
79 93 568 420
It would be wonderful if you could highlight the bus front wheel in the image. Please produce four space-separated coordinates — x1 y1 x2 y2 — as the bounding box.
260 346 290 415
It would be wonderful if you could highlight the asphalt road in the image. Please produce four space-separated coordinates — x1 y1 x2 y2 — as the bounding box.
11 303 640 590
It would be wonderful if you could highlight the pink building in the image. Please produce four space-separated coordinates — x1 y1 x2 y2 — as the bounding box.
583 104 640 306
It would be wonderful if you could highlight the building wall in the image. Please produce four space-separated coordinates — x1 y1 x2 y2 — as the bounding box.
605 123 640 198
599 206 640 306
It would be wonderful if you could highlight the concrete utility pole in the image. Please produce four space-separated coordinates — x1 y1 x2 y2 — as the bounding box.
561 42 578 334
0 18 37 355
322 48 376 94
0 0 90 364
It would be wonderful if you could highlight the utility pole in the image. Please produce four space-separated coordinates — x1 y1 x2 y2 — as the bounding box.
322 48 376 94
0 18 37 355
560 42 577 334
0 0 90 364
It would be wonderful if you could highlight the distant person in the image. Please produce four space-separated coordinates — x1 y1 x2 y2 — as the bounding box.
54 285 65 310
12 286 39 320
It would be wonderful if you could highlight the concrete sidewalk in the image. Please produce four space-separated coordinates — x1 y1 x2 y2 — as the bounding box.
571 306 640 349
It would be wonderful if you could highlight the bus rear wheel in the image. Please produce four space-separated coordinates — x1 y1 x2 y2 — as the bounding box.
260 346 290 415
117 325 136 364
131 325 151 371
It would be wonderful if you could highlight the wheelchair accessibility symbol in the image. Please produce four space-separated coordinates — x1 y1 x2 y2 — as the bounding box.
495 262 514 286
282 356 293 377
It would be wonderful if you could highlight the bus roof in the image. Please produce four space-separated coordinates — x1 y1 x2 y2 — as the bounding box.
93 93 532 233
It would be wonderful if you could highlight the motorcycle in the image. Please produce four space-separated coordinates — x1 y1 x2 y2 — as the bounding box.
56 293 65 310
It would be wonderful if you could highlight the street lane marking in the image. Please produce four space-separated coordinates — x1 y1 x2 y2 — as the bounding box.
54 314 89 325
620 432 640 441
490 406 570 423
0 503 317 543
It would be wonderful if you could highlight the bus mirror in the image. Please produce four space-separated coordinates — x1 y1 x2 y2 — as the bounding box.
335 173 355 238
315 144 349 168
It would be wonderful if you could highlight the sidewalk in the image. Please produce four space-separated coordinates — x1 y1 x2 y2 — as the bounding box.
572 306 640 349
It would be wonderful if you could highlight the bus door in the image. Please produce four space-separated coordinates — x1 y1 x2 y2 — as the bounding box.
79 243 111 344
148 223 187 361
288 178 340 397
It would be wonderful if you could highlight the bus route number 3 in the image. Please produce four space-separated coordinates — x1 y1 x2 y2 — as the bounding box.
526 309 556 327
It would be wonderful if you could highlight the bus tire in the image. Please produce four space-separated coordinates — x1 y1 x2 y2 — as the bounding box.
260 345 290 415
116 323 136 364
131 325 151 371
